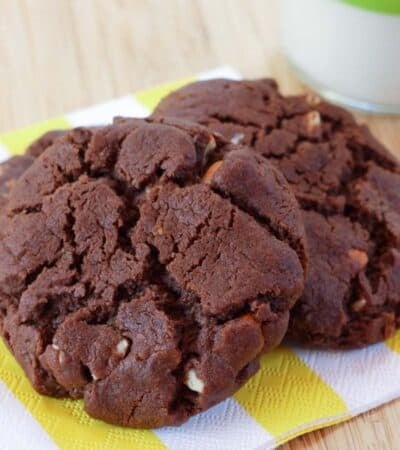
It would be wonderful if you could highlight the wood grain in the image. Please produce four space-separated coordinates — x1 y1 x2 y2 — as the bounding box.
0 1 399 449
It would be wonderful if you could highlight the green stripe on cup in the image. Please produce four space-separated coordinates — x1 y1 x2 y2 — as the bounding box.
340 0 400 15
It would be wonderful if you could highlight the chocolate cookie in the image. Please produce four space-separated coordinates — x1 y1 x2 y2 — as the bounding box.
0 117 306 427
154 79 400 348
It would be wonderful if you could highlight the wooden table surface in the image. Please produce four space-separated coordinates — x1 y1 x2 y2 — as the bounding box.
1 1 399 449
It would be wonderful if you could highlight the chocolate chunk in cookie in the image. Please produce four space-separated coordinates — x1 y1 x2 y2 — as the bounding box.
0 117 305 427
154 79 400 348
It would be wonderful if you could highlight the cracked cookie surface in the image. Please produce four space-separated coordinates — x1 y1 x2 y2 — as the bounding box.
0 117 305 427
154 79 400 348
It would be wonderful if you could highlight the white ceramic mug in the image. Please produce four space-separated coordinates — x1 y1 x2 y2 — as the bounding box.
280 0 400 114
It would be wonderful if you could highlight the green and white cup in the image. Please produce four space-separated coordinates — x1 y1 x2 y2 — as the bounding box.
280 0 400 114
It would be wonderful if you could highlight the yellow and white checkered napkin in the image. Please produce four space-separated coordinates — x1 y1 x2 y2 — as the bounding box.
1 66 400 450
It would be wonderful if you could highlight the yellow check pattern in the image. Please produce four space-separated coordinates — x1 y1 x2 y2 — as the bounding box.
1 68 400 450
